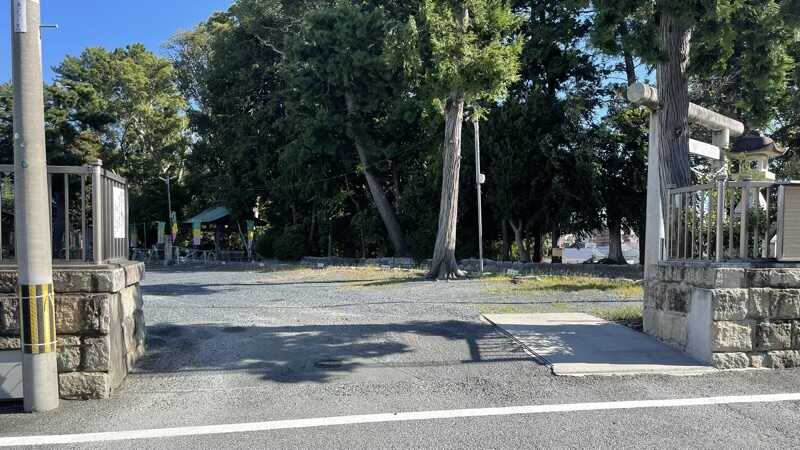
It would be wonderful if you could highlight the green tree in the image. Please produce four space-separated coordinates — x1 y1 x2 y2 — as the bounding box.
590 1 798 202
50 45 190 223
286 3 413 256
401 0 522 278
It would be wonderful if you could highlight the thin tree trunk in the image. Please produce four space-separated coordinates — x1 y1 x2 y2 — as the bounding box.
508 219 529 263
344 92 410 257
429 90 466 278
532 232 544 263
309 201 316 251
657 12 692 210
328 227 333 257
607 216 626 264
619 23 637 87
501 219 510 261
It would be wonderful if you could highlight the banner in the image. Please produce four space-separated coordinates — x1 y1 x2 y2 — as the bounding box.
170 212 178 243
246 220 255 244
192 221 202 247
157 222 166 244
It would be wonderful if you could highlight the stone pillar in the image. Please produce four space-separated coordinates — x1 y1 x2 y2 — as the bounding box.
0 261 146 399
646 261 800 369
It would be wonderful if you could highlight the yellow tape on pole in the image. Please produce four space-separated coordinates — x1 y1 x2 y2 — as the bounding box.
18 283 56 354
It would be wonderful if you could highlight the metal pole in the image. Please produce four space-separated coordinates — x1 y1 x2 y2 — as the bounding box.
473 120 484 273
716 176 726 262
165 175 172 222
12 0 59 412
91 160 103 264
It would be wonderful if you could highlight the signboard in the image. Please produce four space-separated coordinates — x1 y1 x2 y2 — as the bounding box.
113 186 126 239
13 0 27 33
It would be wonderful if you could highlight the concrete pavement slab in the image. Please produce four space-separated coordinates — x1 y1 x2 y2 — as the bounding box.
482 313 716 376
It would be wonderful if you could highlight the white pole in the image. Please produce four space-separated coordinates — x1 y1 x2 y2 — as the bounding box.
12 0 60 412
474 120 484 273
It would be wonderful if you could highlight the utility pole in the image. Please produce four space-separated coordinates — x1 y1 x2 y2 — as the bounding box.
158 173 176 265
12 0 59 412
474 120 485 273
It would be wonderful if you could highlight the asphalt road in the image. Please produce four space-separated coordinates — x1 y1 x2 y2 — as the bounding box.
2 266 800 449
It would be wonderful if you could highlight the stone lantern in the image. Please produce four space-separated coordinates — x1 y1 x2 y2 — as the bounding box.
729 130 786 180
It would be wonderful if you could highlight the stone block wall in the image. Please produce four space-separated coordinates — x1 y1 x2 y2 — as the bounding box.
0 261 145 399
300 256 644 280
646 261 800 369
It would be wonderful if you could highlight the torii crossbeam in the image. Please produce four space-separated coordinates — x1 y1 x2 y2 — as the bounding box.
627 83 745 281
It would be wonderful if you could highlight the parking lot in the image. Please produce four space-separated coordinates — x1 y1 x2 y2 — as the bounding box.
2 266 800 449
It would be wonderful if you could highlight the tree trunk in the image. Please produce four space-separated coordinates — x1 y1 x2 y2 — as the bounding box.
508 219 529 263
619 23 637 87
532 232 544 263
309 201 317 252
360 225 367 259
327 227 333 257
657 12 692 208
607 216 626 264
344 92 410 257
501 219 510 261
429 91 466 279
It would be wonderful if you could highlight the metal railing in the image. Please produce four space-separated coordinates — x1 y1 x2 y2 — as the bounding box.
0 160 129 264
666 178 788 262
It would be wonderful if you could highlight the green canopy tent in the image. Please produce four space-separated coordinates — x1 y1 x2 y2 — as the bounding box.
184 206 265 254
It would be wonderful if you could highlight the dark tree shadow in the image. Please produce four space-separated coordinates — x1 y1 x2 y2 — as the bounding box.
134 320 537 384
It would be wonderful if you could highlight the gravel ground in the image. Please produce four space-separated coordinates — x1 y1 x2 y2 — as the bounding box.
2 265 800 449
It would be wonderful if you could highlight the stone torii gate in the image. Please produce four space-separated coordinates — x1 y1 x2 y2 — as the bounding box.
626 83 745 281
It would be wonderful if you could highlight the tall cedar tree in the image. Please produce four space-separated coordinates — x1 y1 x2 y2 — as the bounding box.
400 0 521 278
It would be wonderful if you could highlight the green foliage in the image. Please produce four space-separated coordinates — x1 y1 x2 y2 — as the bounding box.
254 233 275 259
590 0 799 128
273 227 309 261
398 0 522 103
595 105 649 239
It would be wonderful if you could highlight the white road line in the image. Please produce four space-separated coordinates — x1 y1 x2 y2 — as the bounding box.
2 393 800 447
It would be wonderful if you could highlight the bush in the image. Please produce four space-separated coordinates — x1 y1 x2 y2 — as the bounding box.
254 233 275 259
273 228 308 261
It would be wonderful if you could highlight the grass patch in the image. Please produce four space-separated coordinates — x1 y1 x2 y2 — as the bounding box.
257 266 426 287
484 275 643 300
591 305 643 331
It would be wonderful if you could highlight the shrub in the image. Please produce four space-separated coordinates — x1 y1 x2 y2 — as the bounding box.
273 228 307 261
254 233 275 259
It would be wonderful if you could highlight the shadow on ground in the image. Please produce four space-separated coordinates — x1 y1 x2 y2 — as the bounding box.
135 321 536 384
142 278 427 297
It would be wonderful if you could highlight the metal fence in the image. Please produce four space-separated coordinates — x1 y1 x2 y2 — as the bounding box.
666 178 798 262
0 160 129 264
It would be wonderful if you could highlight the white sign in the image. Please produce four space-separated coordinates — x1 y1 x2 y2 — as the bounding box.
113 187 126 239
14 0 27 33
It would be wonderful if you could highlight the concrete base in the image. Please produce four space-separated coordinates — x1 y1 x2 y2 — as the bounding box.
0 261 146 400
0 350 22 399
483 313 714 376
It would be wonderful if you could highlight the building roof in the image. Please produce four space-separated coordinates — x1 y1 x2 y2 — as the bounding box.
184 206 230 224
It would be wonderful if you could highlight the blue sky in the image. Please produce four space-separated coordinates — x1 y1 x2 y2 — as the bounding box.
0 0 233 83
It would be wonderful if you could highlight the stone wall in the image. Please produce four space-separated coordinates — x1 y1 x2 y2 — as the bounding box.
0 261 145 399
646 261 800 369
301 257 643 280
